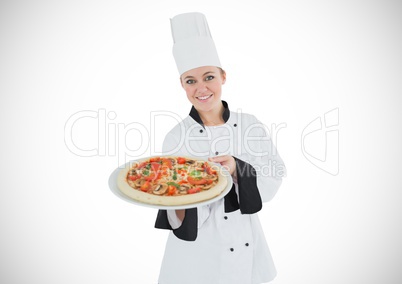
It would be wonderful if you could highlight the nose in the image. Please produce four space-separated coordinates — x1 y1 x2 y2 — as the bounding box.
196 83 208 94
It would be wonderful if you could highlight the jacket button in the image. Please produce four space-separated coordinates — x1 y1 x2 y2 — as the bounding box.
234 123 237 127
245 243 249 247
230 248 234 252
215 151 219 155
224 216 228 220
199 129 203 133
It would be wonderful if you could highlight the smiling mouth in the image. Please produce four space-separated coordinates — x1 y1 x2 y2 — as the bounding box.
196 94 213 101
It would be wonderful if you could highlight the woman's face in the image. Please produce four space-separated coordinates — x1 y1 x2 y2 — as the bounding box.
180 66 226 113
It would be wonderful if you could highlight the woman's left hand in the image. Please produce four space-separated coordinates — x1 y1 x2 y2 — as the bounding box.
208 155 236 176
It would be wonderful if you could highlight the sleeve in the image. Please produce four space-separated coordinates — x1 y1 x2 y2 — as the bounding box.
155 208 198 241
233 157 263 214
236 115 286 204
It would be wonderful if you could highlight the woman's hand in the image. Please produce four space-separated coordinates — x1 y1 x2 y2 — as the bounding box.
175 209 185 222
208 155 236 177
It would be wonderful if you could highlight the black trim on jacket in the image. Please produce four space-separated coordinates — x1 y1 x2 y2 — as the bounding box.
189 100 230 128
234 157 263 214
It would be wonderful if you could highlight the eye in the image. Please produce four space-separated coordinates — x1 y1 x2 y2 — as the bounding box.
186 79 196 84
205 75 214 81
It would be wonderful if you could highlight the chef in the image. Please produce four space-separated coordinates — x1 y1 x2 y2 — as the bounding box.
155 12 286 284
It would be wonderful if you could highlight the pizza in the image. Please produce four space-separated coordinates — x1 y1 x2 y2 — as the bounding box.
117 156 228 206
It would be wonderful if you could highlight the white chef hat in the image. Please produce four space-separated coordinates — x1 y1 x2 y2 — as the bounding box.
170 12 222 75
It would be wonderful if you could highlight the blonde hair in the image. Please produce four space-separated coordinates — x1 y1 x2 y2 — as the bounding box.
180 66 226 82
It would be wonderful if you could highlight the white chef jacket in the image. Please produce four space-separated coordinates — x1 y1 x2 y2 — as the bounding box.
156 101 286 284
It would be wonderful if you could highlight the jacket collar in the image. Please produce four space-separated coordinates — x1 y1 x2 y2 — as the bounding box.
189 100 230 128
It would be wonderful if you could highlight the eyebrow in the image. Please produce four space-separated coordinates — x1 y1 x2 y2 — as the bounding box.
183 71 215 80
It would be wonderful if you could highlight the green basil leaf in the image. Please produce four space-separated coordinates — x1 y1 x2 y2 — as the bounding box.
190 170 201 177
167 182 180 189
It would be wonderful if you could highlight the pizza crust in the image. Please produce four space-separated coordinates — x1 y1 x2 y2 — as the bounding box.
117 156 229 206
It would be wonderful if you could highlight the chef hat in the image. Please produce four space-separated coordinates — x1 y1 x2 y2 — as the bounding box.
170 12 222 75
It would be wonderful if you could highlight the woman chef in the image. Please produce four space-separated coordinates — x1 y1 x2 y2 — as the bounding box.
155 12 286 284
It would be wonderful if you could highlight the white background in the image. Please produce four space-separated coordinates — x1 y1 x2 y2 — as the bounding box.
1 0 401 283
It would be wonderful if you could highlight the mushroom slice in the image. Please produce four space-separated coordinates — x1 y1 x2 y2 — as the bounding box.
185 159 196 165
152 183 168 195
201 184 213 190
134 179 145 188
178 184 191 194
206 174 218 182
169 158 176 166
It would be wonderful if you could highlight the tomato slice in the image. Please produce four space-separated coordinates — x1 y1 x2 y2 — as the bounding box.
167 185 176 196
187 176 208 185
140 181 151 192
145 172 160 181
128 174 141 181
206 166 217 175
151 162 161 173
203 162 216 175
188 187 201 194
161 158 173 169
177 157 186 164
137 162 148 169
